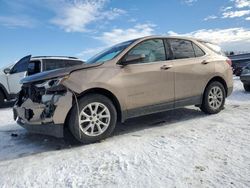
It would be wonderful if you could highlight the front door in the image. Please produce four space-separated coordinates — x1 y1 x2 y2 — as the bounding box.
7 55 31 94
118 39 175 112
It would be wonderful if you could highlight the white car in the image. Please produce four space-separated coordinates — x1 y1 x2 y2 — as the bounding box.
0 55 84 106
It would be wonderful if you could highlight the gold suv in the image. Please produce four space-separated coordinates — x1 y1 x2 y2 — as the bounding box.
14 36 233 143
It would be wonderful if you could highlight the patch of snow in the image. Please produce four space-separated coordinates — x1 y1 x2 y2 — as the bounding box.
0 79 249 187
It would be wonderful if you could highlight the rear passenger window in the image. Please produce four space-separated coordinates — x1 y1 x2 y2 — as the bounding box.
169 39 195 59
43 60 83 71
192 43 205 57
44 60 65 71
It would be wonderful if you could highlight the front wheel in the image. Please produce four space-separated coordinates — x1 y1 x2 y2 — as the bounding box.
68 94 117 144
244 84 250 92
200 81 226 114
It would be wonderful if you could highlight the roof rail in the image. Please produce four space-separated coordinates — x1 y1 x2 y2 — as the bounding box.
32 56 78 59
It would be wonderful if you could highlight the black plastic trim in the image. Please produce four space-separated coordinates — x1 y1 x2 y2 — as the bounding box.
16 118 64 138
124 95 202 121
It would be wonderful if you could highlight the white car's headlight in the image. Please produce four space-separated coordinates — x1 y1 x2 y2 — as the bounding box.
35 76 69 89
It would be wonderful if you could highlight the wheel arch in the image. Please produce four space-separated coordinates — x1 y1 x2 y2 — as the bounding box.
203 76 228 96
65 87 123 126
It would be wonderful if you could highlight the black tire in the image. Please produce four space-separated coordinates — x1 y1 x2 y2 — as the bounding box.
68 94 117 144
0 91 5 107
200 81 226 114
244 84 250 92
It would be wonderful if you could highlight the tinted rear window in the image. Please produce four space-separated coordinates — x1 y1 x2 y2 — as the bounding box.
43 59 83 71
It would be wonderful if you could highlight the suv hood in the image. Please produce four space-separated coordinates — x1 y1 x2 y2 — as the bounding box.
21 62 103 84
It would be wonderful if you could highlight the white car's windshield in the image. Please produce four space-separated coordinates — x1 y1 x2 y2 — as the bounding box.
86 39 137 64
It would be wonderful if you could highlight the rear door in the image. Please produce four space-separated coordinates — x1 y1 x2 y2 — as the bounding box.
7 55 31 94
118 39 175 113
167 39 213 106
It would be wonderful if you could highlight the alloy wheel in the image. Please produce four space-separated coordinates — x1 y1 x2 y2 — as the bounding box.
78 102 111 137
208 86 223 110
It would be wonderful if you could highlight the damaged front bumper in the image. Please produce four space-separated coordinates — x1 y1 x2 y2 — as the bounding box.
13 83 73 138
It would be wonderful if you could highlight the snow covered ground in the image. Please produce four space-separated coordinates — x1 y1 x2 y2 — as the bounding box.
0 78 250 188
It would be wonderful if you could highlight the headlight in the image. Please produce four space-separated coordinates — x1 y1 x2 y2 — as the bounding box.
35 75 69 89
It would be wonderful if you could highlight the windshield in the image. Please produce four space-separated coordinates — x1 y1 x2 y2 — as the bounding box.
86 39 137 64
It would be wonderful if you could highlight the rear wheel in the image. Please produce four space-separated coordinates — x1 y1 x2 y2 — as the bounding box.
244 84 250 92
200 81 226 114
0 91 5 107
68 94 117 144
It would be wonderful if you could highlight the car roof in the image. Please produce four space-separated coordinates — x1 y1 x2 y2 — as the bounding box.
137 35 206 42
31 56 82 61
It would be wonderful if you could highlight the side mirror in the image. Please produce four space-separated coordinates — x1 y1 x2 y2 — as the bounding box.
3 68 11 74
121 54 146 65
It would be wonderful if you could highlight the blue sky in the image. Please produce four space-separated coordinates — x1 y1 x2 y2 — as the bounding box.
0 0 250 65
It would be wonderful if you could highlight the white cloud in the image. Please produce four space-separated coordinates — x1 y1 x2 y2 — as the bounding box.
222 10 250 18
50 0 126 32
77 23 155 59
0 16 35 28
101 8 126 20
167 27 250 51
97 24 155 45
182 0 198 5
221 6 233 11
234 0 250 8
77 46 106 59
206 1 250 21
204 15 218 21
246 16 250 20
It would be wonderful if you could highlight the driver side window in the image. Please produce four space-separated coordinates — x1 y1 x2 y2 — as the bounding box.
127 39 166 64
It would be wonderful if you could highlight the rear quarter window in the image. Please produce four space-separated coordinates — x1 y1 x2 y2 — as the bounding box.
200 41 224 55
192 43 205 57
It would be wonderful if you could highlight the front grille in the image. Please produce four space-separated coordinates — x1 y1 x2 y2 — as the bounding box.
17 84 45 105
17 83 67 107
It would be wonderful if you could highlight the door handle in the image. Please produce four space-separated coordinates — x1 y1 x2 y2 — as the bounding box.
201 60 209 65
161 65 173 70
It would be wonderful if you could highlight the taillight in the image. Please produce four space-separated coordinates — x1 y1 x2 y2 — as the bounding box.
226 59 232 66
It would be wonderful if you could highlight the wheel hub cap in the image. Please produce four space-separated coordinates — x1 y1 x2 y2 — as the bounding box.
208 86 223 110
78 102 111 137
